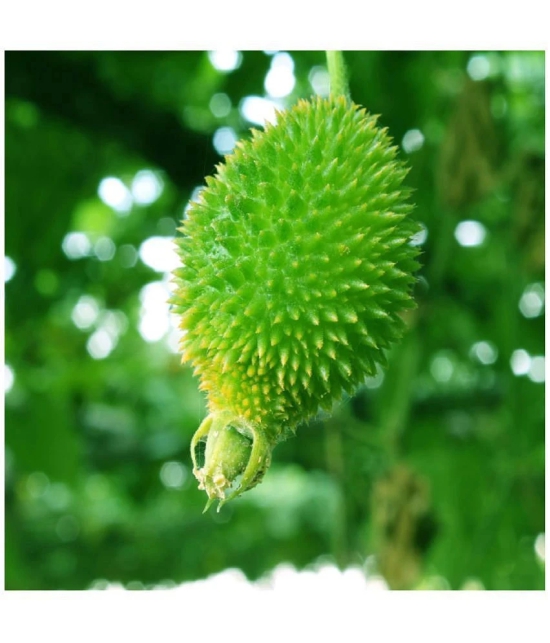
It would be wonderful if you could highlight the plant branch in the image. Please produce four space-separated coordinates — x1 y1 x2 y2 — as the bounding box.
326 51 351 101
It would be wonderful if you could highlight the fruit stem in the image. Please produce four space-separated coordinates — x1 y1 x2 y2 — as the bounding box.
326 51 351 101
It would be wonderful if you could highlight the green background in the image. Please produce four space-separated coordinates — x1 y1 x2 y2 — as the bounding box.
4 50 545 590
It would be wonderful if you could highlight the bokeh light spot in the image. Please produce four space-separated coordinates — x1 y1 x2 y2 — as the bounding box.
118 244 138 268
87 328 116 359
431 353 454 382
519 282 545 318
510 349 531 376
183 189 200 219
4 256 16 282
190 186 204 203
264 52 296 99
504 51 544 85
94 236 116 262
131 170 163 206
101 310 128 338
534 533 545 564
139 281 171 342
240 96 279 126
62 232 92 259
470 341 498 365
139 236 179 273
166 323 181 354
409 223 428 246
467 54 491 81
528 356 545 383
45 482 72 511
160 461 188 489
72 295 100 330
5 364 15 393
208 50 242 73
309 66 330 97
82 310 127 355
98 177 132 214
402 129 425 153
454 220 487 247
213 127 238 155
209 93 232 118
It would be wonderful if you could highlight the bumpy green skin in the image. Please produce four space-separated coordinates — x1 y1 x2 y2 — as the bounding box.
172 96 420 507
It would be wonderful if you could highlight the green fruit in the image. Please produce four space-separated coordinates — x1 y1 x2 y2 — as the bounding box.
172 96 421 507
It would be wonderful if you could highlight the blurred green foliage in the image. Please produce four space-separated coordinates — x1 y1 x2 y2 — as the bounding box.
4 50 545 590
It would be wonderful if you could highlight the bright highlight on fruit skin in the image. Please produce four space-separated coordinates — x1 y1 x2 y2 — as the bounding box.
172 95 421 509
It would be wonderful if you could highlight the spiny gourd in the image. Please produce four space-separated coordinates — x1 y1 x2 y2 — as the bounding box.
171 95 421 509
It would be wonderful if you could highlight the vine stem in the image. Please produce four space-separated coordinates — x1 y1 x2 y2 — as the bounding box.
326 51 351 101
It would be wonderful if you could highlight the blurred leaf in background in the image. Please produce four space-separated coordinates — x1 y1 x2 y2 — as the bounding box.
4 50 544 590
